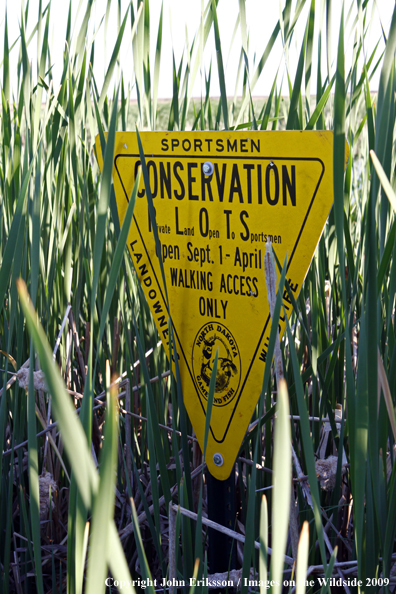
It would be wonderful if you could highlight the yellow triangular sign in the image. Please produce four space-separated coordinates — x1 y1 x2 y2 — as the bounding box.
95 131 347 480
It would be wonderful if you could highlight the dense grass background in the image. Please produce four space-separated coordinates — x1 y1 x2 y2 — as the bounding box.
1 0 396 592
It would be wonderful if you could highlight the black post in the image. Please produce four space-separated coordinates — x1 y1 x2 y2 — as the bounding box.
206 469 237 573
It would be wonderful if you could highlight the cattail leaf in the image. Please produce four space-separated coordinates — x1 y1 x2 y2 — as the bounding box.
270 379 291 594
295 522 309 594
98 5 130 111
211 0 228 129
17 280 98 507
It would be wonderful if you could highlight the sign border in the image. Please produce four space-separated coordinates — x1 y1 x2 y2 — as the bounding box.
114 151 325 443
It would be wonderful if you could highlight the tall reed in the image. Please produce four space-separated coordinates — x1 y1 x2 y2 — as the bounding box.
0 0 395 592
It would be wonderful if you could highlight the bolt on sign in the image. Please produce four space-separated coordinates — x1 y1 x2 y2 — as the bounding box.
95 131 349 480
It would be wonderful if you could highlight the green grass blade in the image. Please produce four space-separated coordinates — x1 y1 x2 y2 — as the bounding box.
319 546 338 594
0 160 34 315
130 498 156 594
73 0 94 75
295 522 309 594
91 87 119 320
152 2 163 130
17 280 98 507
326 0 333 83
259 252 288 402
86 369 118 594
202 350 218 461
241 444 259 593
211 0 228 129
238 0 248 69
108 522 136 588
285 314 327 568
27 352 44 594
98 6 130 111
96 169 140 360
384 463 396 579
304 0 315 108
259 495 268 588
286 14 308 130
305 74 335 130
3 10 10 103
270 379 291 594
370 149 396 213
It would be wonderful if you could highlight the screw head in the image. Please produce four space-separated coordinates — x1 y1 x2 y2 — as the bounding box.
213 453 223 466
202 161 214 176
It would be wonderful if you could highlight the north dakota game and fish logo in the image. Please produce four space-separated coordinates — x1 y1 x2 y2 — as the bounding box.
192 323 241 407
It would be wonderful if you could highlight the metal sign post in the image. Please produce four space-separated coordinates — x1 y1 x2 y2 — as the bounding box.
206 469 236 573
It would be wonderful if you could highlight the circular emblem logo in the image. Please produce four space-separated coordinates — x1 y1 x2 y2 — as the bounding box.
192 322 241 407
